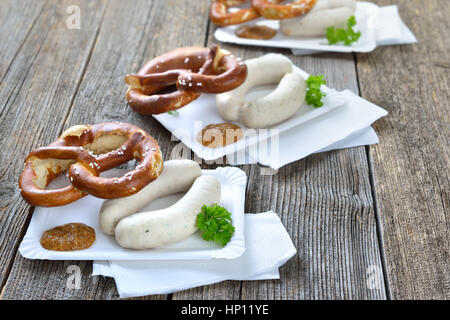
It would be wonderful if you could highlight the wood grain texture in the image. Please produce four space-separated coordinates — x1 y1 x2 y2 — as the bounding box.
173 40 387 298
0 0 107 292
1 0 211 300
240 148 386 299
0 0 48 81
357 0 449 299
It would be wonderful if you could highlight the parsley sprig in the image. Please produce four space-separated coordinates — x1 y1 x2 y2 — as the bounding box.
167 110 179 116
326 16 361 46
196 204 235 247
305 75 326 108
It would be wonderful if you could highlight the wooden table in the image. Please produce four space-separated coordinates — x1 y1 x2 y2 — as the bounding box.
0 0 448 300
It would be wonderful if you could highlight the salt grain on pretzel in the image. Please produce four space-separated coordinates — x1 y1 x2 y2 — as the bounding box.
124 45 247 115
19 122 163 207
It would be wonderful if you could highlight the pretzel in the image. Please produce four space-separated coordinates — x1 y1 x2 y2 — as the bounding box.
125 45 247 115
219 0 248 5
210 0 260 26
251 0 317 19
19 122 163 207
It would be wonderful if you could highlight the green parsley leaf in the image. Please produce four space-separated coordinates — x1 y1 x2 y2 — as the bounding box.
196 204 235 247
167 110 179 116
326 16 361 46
305 75 326 108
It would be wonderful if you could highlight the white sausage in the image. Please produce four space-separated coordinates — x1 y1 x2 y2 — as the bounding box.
99 159 201 235
240 72 306 128
280 0 356 37
310 0 356 11
115 175 221 249
216 54 292 121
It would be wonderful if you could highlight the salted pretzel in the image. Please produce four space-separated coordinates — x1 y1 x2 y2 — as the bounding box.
210 0 260 26
19 122 163 207
251 0 317 19
125 45 247 115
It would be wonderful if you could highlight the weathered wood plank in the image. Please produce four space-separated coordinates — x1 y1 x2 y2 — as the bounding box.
357 0 449 299
0 0 108 294
240 148 386 299
0 0 48 81
1 0 211 299
173 40 387 298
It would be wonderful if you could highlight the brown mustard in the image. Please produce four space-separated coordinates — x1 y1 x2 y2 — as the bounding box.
235 25 277 40
40 223 96 251
197 123 243 148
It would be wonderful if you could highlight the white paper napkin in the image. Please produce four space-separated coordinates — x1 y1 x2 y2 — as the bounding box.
226 126 379 166
292 5 417 55
93 211 296 298
317 125 378 153
226 90 387 169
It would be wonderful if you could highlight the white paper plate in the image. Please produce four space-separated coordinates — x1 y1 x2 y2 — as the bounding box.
214 2 379 53
154 62 347 161
19 166 247 260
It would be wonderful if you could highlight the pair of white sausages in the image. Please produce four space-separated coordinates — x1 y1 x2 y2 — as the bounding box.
280 0 357 37
216 54 306 128
99 160 221 249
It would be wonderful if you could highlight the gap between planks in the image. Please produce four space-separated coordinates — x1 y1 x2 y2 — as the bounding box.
353 51 392 299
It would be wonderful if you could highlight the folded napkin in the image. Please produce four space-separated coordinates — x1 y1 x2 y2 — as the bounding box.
292 5 417 55
227 90 387 169
93 212 296 298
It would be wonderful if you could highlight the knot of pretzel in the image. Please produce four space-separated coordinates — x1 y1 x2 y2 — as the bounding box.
124 45 247 115
209 0 317 25
19 122 163 207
